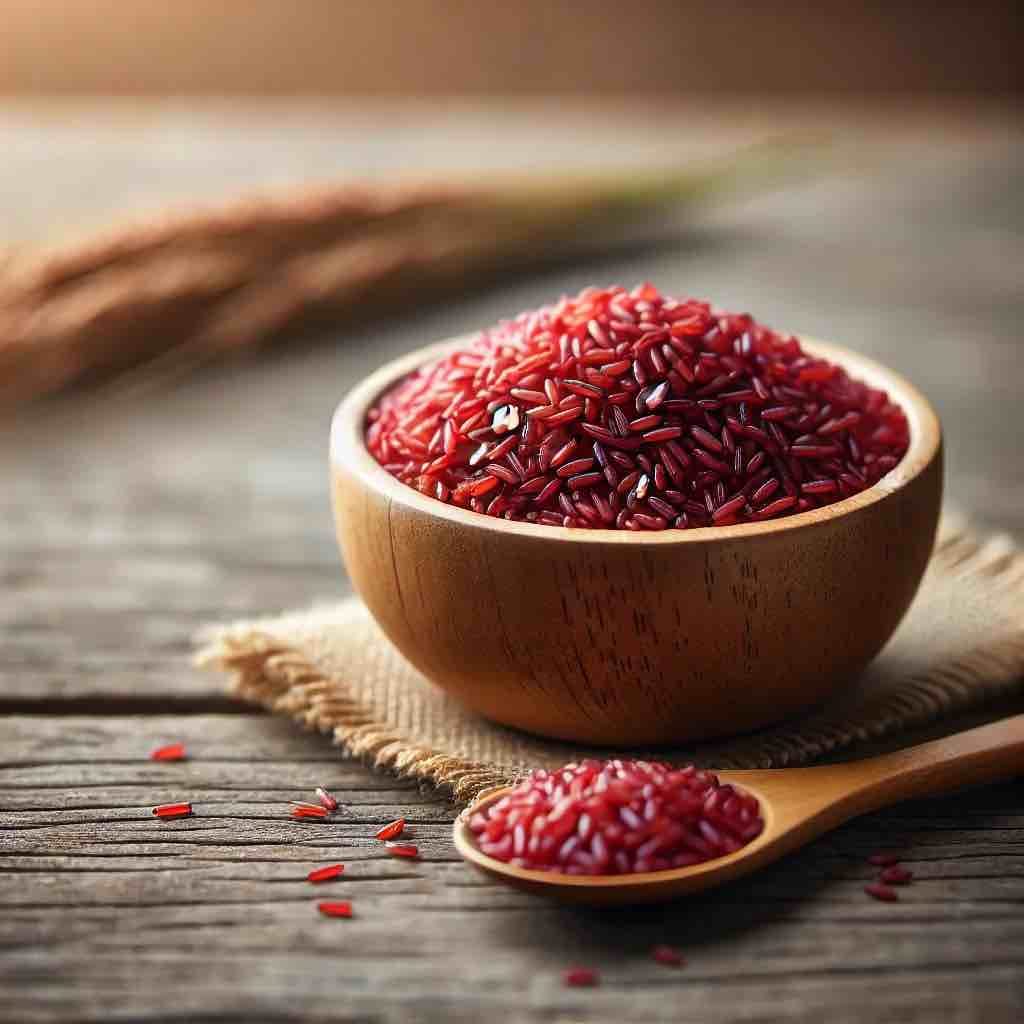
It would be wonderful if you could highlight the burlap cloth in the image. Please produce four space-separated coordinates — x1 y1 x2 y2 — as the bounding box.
197 515 1024 803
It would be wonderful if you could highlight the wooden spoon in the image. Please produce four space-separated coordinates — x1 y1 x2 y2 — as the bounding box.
453 715 1024 905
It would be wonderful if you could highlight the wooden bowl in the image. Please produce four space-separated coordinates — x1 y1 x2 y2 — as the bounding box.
330 336 942 745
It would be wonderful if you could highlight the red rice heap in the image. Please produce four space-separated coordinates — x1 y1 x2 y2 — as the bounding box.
367 284 910 530
467 759 763 875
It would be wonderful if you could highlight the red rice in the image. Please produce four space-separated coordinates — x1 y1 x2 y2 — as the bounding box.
467 759 763 875
563 967 600 987
651 945 686 967
864 883 900 902
367 285 909 530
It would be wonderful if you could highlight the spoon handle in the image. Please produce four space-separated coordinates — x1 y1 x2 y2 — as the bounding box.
829 713 1024 815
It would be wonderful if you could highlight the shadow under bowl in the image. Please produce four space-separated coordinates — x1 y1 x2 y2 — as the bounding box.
330 335 942 746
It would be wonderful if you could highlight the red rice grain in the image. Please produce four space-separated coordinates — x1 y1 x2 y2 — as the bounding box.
651 945 686 967
153 802 192 819
385 843 420 859
317 901 353 918
367 285 909 530
307 863 346 883
291 802 329 820
149 742 187 762
315 786 339 811
563 967 600 987
864 883 900 902
467 759 763 875
376 818 405 841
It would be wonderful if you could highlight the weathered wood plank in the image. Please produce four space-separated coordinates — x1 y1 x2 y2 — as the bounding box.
2 966 1024 1024
1 716 1022 1022
3 924 1022 1023
0 713 340 761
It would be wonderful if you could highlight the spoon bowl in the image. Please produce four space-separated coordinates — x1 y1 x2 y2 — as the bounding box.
453 716 1024 905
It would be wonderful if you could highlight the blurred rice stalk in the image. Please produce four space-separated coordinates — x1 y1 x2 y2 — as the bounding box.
0 137 822 409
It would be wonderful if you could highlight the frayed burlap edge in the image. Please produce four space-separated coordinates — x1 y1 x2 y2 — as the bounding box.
196 635 514 802
196 518 1024 804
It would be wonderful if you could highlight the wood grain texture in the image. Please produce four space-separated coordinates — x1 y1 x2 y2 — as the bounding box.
2 717 1023 1024
1 100 1022 1021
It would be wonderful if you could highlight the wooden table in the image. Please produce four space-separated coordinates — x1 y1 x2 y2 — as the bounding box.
2 100 1023 1023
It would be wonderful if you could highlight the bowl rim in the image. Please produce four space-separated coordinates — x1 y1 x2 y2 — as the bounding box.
331 332 941 545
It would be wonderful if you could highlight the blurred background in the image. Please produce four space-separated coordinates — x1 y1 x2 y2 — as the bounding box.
1 1 1022 697
1 1 1019 97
